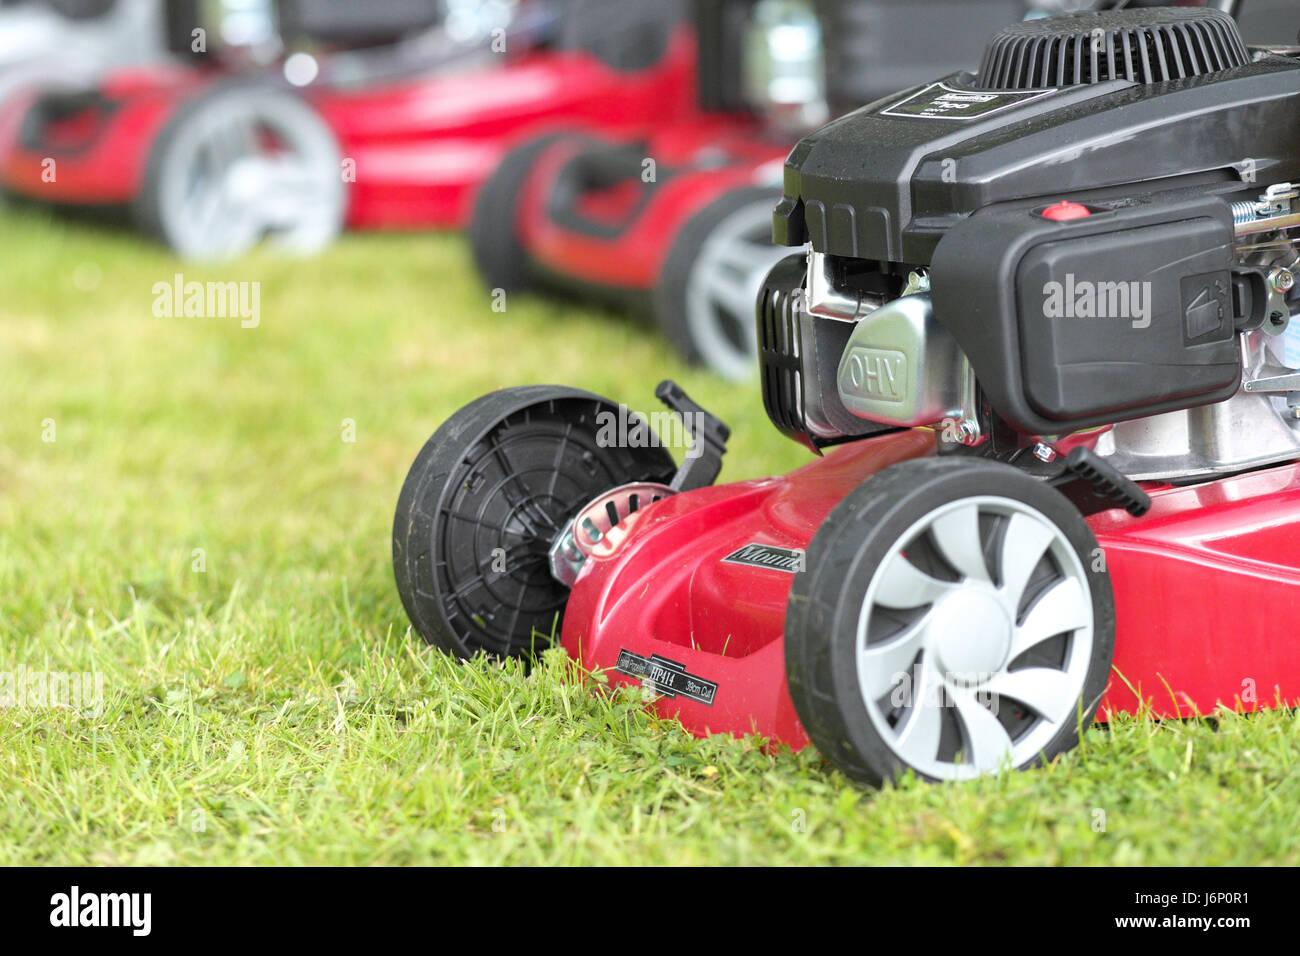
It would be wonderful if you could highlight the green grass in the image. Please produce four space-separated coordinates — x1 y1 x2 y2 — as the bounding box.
1 205 1297 866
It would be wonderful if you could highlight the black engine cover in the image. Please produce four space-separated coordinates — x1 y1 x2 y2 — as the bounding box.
930 194 1242 435
773 57 1300 265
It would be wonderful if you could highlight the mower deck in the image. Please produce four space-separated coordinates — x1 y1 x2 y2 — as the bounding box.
0 27 698 233
562 430 1300 749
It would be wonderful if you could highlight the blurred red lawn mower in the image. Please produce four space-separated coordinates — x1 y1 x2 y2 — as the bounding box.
0 0 697 259
0 0 171 112
471 0 1043 380
394 2 1300 785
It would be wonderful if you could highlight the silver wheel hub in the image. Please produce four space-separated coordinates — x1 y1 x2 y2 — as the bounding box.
684 198 792 381
856 496 1094 780
226 157 269 203
157 94 344 261
930 588 1011 677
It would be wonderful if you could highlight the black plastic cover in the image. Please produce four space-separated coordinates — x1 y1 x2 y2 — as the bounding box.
930 194 1242 435
277 0 444 46
693 0 756 113
774 56 1300 264
816 0 1029 116
559 0 684 72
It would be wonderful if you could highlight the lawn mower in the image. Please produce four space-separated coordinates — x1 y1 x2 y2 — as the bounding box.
394 1 1300 785
0 0 168 111
0 0 696 259
471 0 1045 381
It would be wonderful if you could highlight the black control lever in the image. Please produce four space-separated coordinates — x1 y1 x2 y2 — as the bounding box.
1049 447 1151 518
655 379 731 492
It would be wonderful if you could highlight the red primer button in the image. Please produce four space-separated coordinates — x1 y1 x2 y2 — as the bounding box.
1040 201 1092 221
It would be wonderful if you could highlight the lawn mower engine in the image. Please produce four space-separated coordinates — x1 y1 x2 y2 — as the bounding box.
768 6 1300 477
394 4 1300 787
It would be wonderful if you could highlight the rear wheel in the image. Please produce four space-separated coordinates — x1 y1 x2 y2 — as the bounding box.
393 386 676 659
469 132 585 293
654 186 788 381
785 456 1115 785
136 82 345 261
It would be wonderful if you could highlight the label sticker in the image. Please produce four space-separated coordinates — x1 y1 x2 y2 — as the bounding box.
722 543 805 573
881 82 1057 121
616 650 718 706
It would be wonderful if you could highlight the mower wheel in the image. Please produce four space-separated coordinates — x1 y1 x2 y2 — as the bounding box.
136 82 345 261
653 185 789 381
393 386 676 659
785 456 1115 785
469 132 582 293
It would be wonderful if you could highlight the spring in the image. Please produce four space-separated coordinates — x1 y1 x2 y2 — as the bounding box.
1232 201 1259 225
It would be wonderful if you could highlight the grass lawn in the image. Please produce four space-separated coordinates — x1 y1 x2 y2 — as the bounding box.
1 204 1297 866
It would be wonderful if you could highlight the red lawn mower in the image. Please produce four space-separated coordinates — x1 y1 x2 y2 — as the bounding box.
0 0 696 259
0 1 170 112
471 0 1045 380
394 1 1300 785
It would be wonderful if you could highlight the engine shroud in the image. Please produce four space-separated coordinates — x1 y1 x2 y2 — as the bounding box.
977 8 1252 90
774 10 1300 265
769 6 1300 440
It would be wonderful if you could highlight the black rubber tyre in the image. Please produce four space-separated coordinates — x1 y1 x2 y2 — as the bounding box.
393 386 676 659
468 132 584 293
653 185 786 381
785 456 1115 786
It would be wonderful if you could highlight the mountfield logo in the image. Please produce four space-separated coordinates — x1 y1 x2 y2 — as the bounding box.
49 886 151 936
722 543 806 573
1042 274 1152 329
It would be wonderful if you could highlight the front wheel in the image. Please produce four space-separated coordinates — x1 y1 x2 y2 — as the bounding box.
392 386 676 659
785 456 1115 785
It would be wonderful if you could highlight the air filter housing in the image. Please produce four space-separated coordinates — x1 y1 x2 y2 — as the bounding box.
977 8 1251 91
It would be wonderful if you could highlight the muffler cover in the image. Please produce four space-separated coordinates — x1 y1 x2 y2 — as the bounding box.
758 254 890 450
836 293 965 428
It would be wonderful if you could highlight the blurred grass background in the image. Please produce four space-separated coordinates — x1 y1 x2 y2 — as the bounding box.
0 204 1296 865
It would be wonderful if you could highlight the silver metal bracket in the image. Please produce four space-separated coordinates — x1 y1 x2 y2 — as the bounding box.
548 482 676 587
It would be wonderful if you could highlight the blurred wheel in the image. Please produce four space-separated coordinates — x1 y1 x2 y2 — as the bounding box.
654 186 788 381
137 82 345 261
469 131 583 292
